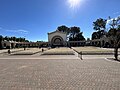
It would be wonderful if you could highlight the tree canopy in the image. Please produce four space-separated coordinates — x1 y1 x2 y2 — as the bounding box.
93 18 107 31
0 36 28 42
57 25 85 41
57 25 70 34
92 18 107 40
107 16 120 60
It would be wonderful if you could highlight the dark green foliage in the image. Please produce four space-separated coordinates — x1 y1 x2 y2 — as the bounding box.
93 18 107 31
107 16 120 60
92 18 107 40
0 35 29 49
69 26 80 39
69 32 85 41
57 25 85 41
0 35 3 49
57 25 70 34
4 36 10 41
118 25 120 30
92 30 106 40
92 32 98 40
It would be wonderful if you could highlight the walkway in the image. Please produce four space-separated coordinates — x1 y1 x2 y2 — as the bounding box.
0 55 120 90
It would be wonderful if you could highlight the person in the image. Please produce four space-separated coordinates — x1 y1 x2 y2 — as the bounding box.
42 48 44 52
8 49 11 54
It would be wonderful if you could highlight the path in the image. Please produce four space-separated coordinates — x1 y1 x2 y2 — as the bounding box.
0 57 120 90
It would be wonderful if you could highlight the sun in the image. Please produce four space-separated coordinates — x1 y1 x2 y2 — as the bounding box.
67 0 81 10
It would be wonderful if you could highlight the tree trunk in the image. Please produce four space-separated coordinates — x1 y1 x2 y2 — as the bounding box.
0 41 2 49
114 47 118 60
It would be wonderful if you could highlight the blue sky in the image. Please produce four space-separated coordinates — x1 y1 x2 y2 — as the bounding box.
0 0 120 41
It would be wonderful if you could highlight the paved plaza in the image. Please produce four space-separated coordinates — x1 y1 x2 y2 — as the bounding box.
0 54 120 90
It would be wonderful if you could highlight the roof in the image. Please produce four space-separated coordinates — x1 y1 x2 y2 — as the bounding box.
48 30 67 35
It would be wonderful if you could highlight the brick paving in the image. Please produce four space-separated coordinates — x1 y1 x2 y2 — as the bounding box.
0 56 120 90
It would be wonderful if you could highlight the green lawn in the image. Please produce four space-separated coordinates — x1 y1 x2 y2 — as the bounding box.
42 47 74 55
72 47 114 55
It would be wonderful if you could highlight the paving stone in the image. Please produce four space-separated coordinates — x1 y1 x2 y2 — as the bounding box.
0 57 120 90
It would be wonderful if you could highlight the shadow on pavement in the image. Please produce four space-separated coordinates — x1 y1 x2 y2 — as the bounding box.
107 58 120 62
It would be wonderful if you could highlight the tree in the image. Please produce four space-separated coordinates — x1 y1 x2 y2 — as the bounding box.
9 37 13 41
25 40 29 42
4 36 10 41
69 32 85 41
69 26 85 41
92 32 98 40
12 37 16 41
0 35 3 49
118 25 120 30
70 26 80 39
19 37 25 42
57 25 70 34
16 38 20 42
57 25 70 41
92 18 107 39
92 30 106 40
57 25 85 41
107 16 120 60
75 32 85 41
15 37 27 42
93 18 107 31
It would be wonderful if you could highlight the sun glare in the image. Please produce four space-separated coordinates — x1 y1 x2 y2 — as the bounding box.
67 0 81 10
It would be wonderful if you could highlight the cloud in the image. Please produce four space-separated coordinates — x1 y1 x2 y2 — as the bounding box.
6 29 29 34
0 27 29 34
114 12 119 15
17 29 29 33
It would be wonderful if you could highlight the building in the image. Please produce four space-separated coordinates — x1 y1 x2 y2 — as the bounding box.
48 30 67 47
1 41 48 49
2 41 17 49
1 31 117 49
48 30 112 47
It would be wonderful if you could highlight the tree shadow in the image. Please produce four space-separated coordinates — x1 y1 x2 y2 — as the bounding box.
107 58 120 62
